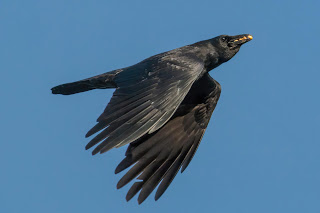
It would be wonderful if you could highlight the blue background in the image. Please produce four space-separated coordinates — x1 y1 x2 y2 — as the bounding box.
1 0 319 212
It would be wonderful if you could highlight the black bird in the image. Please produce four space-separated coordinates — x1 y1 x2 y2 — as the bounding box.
52 34 253 204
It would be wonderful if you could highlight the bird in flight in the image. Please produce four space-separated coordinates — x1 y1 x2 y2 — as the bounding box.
52 34 252 204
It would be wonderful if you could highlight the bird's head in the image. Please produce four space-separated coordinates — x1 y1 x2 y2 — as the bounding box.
211 34 253 62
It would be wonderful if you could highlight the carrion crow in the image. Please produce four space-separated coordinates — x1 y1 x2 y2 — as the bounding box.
52 34 253 204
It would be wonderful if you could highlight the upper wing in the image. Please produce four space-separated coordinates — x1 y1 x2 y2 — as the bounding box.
86 48 205 154
114 74 221 203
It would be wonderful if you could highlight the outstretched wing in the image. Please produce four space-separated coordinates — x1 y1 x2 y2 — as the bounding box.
115 74 221 204
86 48 206 154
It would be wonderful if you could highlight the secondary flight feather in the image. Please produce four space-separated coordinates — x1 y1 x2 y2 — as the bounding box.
52 34 252 204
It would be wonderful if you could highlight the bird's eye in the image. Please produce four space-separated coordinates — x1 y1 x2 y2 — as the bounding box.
221 37 227 42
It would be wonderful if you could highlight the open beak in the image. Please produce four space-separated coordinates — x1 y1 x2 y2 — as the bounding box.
228 34 253 48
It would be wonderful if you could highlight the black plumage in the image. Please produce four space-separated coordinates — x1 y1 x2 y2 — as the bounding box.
52 34 252 203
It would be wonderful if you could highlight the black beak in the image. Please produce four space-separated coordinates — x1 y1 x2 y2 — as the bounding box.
228 34 253 48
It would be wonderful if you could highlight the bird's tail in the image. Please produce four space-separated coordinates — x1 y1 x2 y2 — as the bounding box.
51 70 120 95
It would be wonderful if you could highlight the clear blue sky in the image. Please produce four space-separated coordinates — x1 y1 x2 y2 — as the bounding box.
1 0 319 212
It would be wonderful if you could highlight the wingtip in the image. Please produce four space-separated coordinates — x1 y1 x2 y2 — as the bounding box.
85 131 93 138
91 149 99 155
125 195 131 202
114 167 121 174
116 181 123 189
154 193 161 201
137 199 143 205
125 190 135 202
137 193 148 204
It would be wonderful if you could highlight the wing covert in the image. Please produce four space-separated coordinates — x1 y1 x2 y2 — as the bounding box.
86 49 206 155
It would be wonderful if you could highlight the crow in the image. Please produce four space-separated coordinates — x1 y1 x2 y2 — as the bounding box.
52 34 253 204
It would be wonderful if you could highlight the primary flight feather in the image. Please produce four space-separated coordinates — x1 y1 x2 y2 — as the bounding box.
52 34 252 204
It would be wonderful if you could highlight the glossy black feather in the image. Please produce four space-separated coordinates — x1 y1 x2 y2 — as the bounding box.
52 34 252 204
86 54 205 154
115 74 221 203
